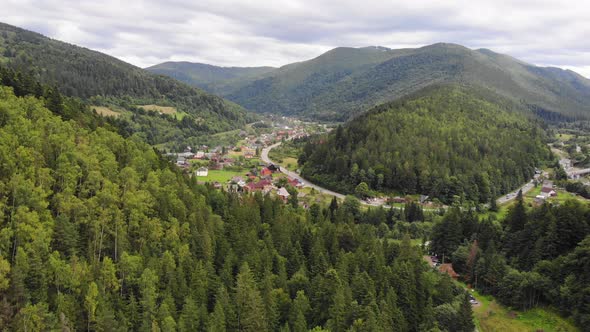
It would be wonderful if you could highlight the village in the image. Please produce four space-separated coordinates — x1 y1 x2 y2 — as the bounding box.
166 117 331 207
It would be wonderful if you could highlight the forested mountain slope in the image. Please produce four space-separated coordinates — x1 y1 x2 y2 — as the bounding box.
146 61 275 95
0 79 475 331
299 85 552 203
157 44 590 121
0 22 254 140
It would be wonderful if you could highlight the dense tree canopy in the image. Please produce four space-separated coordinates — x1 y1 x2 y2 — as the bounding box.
0 84 472 331
300 86 551 203
0 23 256 147
431 196 590 328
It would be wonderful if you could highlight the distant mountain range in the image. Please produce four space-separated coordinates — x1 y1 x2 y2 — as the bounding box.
0 22 253 136
148 44 590 121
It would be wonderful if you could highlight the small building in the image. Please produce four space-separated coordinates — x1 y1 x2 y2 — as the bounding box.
261 167 273 177
288 178 304 188
244 179 273 192
267 164 280 172
439 263 459 280
277 187 290 202
419 195 430 204
195 151 205 159
390 196 406 204
176 156 187 166
196 167 209 177
540 187 556 198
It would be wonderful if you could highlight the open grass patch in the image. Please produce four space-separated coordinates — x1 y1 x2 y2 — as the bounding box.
138 104 177 114
91 106 120 117
195 169 247 183
465 287 578 332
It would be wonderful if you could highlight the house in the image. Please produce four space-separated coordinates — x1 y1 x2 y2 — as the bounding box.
439 263 459 280
277 187 290 201
267 164 280 172
540 187 556 198
261 167 273 177
196 167 209 177
244 152 254 159
176 156 187 166
288 178 303 188
541 181 555 195
231 176 244 183
419 195 430 204
244 179 273 192
390 196 406 204
195 151 205 159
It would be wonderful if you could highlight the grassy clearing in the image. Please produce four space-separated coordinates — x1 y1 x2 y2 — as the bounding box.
138 104 177 114
556 133 574 142
452 284 578 332
91 106 120 117
269 144 301 171
195 169 247 183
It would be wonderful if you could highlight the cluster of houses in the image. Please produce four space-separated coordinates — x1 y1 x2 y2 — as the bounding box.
172 146 242 170
226 164 305 202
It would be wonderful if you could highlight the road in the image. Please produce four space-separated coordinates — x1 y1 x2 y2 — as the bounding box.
496 180 535 205
261 142 347 200
263 141 534 209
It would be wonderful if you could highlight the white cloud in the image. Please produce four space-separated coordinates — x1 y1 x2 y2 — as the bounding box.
0 0 589 78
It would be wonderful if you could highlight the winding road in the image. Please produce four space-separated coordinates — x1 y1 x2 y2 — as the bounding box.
262 141 534 208
261 142 347 200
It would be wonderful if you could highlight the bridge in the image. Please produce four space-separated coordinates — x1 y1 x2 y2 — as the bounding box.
567 168 590 179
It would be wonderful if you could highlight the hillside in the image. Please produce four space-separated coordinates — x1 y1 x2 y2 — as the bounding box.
154 44 590 121
0 80 476 331
146 61 275 95
298 85 552 203
0 22 254 146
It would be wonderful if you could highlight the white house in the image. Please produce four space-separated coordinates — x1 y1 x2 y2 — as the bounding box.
196 167 209 177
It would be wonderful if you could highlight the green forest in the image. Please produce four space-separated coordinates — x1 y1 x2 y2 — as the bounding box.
299 86 552 203
0 23 256 148
0 79 476 330
430 192 590 328
166 44 590 122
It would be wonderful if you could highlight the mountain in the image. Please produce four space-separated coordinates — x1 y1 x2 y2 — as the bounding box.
146 61 275 95
298 84 552 203
151 43 590 121
0 22 254 146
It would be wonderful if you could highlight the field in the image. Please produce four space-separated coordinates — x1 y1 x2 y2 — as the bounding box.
268 144 301 171
470 288 578 332
195 169 247 183
91 106 120 117
138 104 177 114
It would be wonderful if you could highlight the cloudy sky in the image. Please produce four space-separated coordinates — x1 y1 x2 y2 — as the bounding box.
2 0 589 77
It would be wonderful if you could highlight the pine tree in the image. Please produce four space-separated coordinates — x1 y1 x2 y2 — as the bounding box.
235 263 267 332
457 294 475 332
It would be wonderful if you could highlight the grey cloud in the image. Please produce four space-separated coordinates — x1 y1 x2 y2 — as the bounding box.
0 0 589 78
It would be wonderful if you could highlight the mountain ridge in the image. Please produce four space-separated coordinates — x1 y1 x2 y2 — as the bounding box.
148 43 590 121
0 21 253 140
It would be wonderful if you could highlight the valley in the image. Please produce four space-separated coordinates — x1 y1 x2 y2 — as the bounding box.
1 15 590 332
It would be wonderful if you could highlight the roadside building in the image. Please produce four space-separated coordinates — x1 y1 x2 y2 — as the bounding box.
196 167 209 177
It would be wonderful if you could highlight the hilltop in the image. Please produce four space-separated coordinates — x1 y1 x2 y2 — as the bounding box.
150 43 590 121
